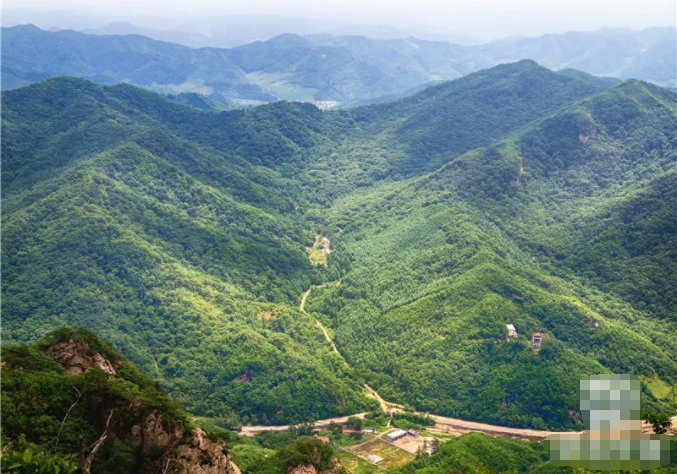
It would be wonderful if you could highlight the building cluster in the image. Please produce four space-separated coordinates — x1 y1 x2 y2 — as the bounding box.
505 324 546 348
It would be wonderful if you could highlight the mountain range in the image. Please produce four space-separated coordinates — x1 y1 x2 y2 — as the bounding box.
2 24 675 106
3 59 676 433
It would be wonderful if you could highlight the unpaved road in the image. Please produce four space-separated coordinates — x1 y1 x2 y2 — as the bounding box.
249 282 677 441
300 280 343 357
240 413 368 436
431 415 560 439
240 411 568 439
241 414 677 440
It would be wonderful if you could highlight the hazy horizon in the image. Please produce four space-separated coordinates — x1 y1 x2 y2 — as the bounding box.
3 0 676 43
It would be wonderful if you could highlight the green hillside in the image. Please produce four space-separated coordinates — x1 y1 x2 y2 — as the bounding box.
308 77 677 429
1 328 351 474
3 61 676 430
1 77 375 424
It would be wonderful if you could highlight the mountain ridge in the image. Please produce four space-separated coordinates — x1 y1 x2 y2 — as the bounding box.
3 24 675 105
3 61 676 430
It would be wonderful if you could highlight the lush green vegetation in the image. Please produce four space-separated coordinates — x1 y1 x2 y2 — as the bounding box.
3 60 676 436
1 77 375 424
1 328 190 473
307 77 677 428
391 432 677 474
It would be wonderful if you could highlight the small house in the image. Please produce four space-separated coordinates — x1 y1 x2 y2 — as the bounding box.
315 435 330 443
532 332 544 348
506 324 518 337
386 430 407 442
362 428 376 434
407 429 420 438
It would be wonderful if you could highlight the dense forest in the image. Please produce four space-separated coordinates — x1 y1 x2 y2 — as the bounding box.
2 60 676 437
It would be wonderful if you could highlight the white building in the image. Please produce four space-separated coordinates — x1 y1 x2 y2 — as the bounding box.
386 430 407 442
506 324 518 337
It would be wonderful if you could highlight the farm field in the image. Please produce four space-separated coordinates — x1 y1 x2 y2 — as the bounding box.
347 438 415 470
336 450 384 473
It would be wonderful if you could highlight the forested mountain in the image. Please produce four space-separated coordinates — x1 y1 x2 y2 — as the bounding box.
3 60 676 433
1 77 376 424
2 327 353 474
0 24 272 101
3 24 675 106
309 77 677 428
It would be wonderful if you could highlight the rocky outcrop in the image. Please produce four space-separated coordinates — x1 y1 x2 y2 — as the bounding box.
45 339 119 375
44 340 242 474
130 409 241 474
290 466 317 474
176 427 242 474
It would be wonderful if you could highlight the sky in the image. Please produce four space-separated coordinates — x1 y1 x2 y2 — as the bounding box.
3 0 676 40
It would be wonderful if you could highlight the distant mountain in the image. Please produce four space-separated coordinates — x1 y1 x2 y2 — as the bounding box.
81 21 214 48
0 24 272 102
480 27 677 88
4 61 676 430
227 33 491 102
556 68 623 88
3 25 674 104
3 8 481 47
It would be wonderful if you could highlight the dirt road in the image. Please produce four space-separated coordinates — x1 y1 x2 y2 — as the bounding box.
266 282 677 442
240 413 368 436
300 280 343 357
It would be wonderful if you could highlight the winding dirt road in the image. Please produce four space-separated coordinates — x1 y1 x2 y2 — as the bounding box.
300 281 343 357
241 283 677 441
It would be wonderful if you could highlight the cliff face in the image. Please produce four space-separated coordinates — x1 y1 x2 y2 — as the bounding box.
131 409 241 474
46 339 120 375
44 338 242 474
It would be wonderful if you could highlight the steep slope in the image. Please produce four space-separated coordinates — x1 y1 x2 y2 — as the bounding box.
1 78 374 424
301 60 603 197
305 80 677 429
3 63 675 432
1 327 243 474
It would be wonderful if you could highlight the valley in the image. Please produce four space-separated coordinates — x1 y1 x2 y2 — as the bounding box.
1 51 676 473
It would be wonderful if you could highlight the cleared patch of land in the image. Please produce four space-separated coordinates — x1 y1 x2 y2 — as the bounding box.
307 235 330 267
347 438 415 470
336 450 384 473
391 435 435 454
